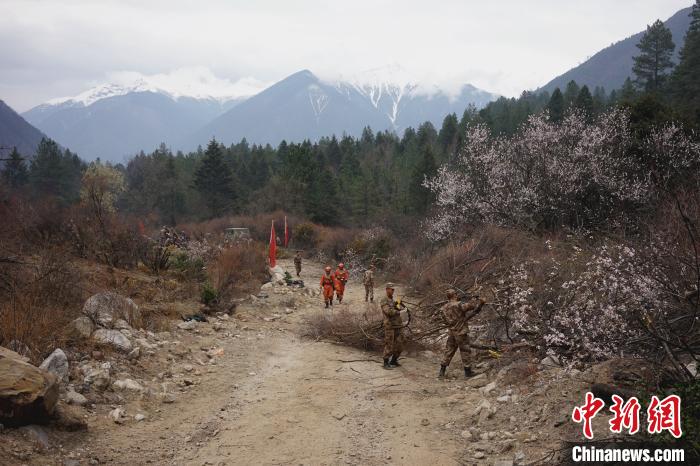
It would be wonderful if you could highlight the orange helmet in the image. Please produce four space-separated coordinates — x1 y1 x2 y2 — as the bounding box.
325 266 331 272
338 263 345 269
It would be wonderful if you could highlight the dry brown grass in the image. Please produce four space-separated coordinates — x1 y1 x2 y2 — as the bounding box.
208 242 268 298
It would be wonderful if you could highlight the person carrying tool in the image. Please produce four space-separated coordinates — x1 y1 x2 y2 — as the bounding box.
380 282 404 369
333 263 349 304
439 289 485 378
320 266 336 308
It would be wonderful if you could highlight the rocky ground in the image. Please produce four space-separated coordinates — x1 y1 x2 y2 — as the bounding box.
1 258 624 466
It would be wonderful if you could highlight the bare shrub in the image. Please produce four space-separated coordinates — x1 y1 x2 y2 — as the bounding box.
208 242 268 298
0 248 83 363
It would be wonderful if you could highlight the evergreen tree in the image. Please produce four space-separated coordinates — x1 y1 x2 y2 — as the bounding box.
620 77 637 102
30 138 84 204
192 139 235 218
574 85 595 115
2 147 28 188
632 19 676 91
563 81 581 106
671 1 700 121
438 113 459 155
408 147 437 214
305 168 339 224
547 88 565 123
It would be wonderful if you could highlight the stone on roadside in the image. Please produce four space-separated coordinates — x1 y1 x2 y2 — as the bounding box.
480 381 497 395
0 347 59 426
39 349 70 383
92 329 132 352
112 379 143 392
52 402 88 431
64 390 88 406
109 407 125 423
83 292 141 328
127 347 141 361
177 321 197 331
69 317 94 339
134 413 146 422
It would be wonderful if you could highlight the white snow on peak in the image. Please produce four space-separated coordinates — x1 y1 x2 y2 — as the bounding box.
46 67 269 107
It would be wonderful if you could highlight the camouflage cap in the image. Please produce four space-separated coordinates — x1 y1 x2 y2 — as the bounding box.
385 282 396 289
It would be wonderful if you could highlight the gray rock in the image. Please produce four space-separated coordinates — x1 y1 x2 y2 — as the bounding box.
70 317 94 339
113 319 132 330
127 347 141 360
460 429 473 441
92 329 132 352
39 348 69 383
64 390 87 406
81 364 111 390
134 413 146 422
261 282 273 290
83 292 141 328
113 379 143 392
480 381 497 395
540 354 561 367
109 407 125 423
177 321 196 331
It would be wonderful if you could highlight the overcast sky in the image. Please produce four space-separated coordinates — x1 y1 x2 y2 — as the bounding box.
0 0 693 112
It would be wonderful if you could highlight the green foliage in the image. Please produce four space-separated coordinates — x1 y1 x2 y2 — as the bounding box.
193 139 236 218
671 1 700 123
574 85 594 116
408 147 437 214
170 250 205 280
547 88 565 123
200 281 219 305
633 19 676 91
1 147 28 188
292 222 318 249
29 138 85 204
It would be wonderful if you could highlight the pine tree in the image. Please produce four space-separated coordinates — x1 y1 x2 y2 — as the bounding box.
408 147 437 214
438 113 459 155
620 77 637 102
547 88 565 123
2 147 28 188
632 19 676 91
671 1 700 121
30 138 84 203
574 85 595 116
563 81 581 106
192 139 235 218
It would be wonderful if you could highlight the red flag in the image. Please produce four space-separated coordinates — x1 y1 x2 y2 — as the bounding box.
284 216 289 247
269 220 277 268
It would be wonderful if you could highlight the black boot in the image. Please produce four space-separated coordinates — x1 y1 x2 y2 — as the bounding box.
383 358 393 370
438 365 447 378
464 366 474 378
389 356 401 367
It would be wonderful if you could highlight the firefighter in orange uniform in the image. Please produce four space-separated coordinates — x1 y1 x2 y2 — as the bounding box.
320 266 336 308
333 263 349 303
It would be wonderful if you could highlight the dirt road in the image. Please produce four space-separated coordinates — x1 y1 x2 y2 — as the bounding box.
8 258 578 466
62 258 493 466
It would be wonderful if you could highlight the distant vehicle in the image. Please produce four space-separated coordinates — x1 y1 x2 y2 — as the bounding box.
225 228 252 242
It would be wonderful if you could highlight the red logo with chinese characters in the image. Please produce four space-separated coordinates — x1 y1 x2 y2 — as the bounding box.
572 392 682 439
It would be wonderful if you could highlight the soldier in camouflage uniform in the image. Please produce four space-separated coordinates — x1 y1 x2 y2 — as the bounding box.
294 251 303 277
380 283 404 369
439 289 485 378
363 265 375 302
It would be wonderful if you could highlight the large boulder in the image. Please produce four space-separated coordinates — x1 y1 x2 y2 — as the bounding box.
92 329 132 352
83 292 141 329
0 346 59 426
39 349 69 383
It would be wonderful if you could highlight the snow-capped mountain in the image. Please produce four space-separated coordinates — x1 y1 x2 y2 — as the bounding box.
186 69 496 150
24 68 497 161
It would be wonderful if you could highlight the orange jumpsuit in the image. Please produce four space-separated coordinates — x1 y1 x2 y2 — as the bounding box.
320 272 335 305
333 268 349 303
